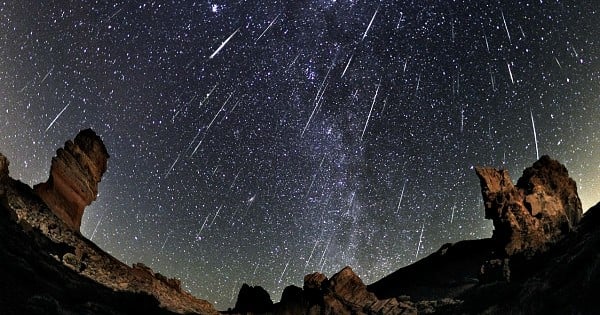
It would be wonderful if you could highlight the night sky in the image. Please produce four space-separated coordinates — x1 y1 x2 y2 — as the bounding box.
1 0 599 308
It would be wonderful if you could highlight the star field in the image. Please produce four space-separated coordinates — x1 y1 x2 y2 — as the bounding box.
1 0 599 308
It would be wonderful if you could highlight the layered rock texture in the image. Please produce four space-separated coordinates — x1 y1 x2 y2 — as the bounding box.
228 156 597 315
1 130 218 315
34 129 109 231
475 155 582 256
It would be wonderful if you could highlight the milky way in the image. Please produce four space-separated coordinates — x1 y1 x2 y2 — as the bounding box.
1 0 598 308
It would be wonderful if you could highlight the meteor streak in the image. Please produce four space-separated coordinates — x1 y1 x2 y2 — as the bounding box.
210 28 240 59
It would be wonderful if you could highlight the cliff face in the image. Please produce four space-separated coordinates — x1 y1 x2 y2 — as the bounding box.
34 129 109 231
0 130 218 315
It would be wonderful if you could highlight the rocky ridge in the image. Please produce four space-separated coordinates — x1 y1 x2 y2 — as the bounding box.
229 156 596 315
0 130 218 315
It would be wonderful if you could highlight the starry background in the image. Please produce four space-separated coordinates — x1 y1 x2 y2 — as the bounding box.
0 0 599 308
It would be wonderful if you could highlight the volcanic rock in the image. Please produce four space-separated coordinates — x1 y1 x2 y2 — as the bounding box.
34 129 109 231
264 156 596 315
233 284 274 313
1 132 219 314
475 155 582 256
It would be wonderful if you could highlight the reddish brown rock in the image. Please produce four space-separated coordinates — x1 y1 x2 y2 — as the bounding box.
34 129 109 231
303 272 327 290
475 155 582 256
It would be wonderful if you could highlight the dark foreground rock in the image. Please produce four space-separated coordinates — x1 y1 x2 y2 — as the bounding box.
1 161 175 314
1 131 218 315
228 156 598 315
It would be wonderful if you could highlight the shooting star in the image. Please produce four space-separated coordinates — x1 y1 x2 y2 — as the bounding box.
209 27 240 59
200 83 219 107
230 170 241 189
45 102 70 133
484 34 490 53
253 262 260 275
362 8 379 40
191 92 233 156
450 204 456 224
40 65 54 84
460 108 465 133
530 109 539 160
278 259 291 283
395 179 407 214
554 56 562 68
285 53 301 72
415 223 425 259
301 67 332 137
165 153 181 178
304 239 320 271
507 62 515 84
518 25 526 38
360 81 380 141
489 65 496 91
255 13 280 43
415 74 421 93
107 7 123 22
159 233 171 255
340 54 353 78
90 212 106 241
196 214 210 239
211 205 223 225
501 10 511 44
571 44 579 58
319 236 332 267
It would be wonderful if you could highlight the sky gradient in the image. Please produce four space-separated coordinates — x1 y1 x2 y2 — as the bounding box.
1 0 598 308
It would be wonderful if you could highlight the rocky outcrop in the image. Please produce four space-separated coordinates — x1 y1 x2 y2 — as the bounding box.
1 132 219 315
241 156 596 315
232 284 273 313
230 267 445 315
475 155 582 256
319 266 421 315
34 129 109 231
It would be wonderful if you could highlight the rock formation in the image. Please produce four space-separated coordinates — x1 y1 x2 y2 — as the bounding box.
232 284 273 313
34 128 109 231
229 155 597 315
1 131 219 315
475 155 582 256
3 128 599 315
